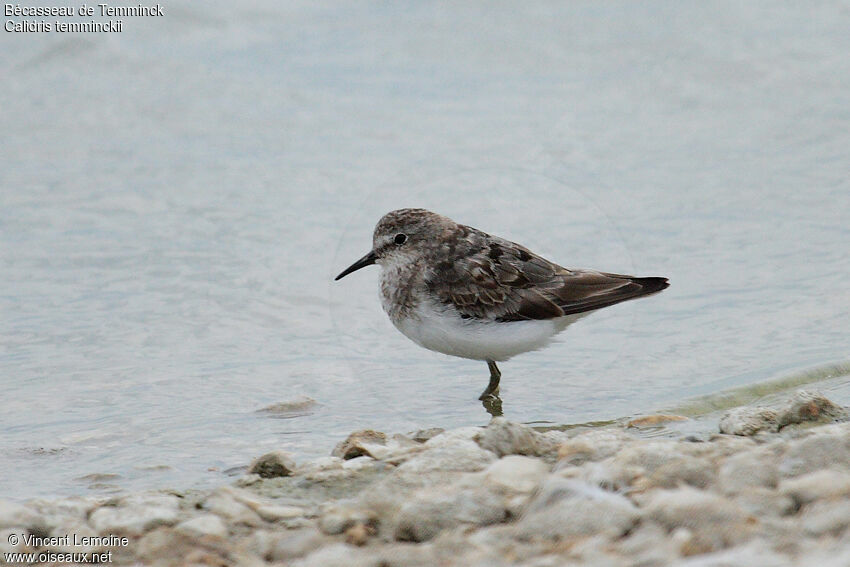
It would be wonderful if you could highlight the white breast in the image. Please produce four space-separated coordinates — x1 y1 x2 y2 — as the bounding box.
392 298 587 362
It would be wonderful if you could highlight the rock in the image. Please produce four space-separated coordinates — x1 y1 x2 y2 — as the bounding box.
612 522 678 565
474 418 542 457
719 407 779 436
255 504 305 522
514 477 639 541
331 430 388 460
610 440 687 477
297 456 344 476
482 455 549 494
735 487 796 518
643 456 716 490
88 494 180 536
257 396 318 416
408 428 445 443
249 451 296 478
265 527 329 562
344 523 373 546
291 542 369 567
776 391 848 429
393 485 506 542
718 448 780 494
779 469 850 506
642 487 755 551
627 415 688 428
780 433 850 477
0 500 41 529
318 504 374 536
556 428 635 467
673 539 795 567
341 455 379 471
422 426 483 448
174 514 228 539
202 487 263 526
396 439 497 474
718 392 847 437
800 499 850 536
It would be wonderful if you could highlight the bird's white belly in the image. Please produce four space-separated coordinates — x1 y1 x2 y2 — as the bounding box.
392 299 587 362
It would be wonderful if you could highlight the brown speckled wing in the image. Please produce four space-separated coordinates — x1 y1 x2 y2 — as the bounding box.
426 229 668 322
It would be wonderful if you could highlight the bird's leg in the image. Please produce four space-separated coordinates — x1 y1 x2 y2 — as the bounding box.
478 361 501 400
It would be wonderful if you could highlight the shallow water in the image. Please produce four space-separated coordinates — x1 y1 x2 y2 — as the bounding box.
1 1 849 500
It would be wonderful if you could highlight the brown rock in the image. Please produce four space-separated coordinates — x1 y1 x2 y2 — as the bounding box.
332 430 388 460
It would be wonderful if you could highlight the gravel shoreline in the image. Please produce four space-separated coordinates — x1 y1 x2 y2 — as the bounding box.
4 390 850 566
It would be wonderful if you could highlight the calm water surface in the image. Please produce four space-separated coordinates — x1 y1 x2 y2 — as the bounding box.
1 1 849 499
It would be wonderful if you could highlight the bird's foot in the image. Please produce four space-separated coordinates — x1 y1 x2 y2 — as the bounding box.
478 385 500 401
480 394 503 417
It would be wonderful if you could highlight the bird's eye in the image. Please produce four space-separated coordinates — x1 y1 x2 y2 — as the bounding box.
393 233 407 245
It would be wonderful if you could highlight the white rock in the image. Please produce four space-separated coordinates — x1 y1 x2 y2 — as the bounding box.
291 542 369 567
255 504 305 522
645 456 716 489
0 500 40 529
779 469 850 505
780 433 850 477
482 455 549 493
318 504 373 535
393 485 505 542
610 440 686 475
801 499 850 536
175 514 228 538
422 426 483 448
341 456 378 471
718 448 779 494
674 539 794 567
203 488 263 526
396 439 496 474
515 477 639 540
556 428 635 465
474 418 542 457
642 486 755 550
719 407 779 436
89 502 178 536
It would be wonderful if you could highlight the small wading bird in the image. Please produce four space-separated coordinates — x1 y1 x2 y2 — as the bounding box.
335 209 668 410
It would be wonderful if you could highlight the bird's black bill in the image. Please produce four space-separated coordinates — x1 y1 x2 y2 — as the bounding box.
335 250 378 280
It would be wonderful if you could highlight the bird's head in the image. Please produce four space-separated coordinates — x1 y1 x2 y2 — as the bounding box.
335 208 454 280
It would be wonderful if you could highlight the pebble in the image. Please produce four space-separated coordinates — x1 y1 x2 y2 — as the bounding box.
515 477 639 541
642 487 755 551
332 430 388 460
395 439 497 474
393 484 506 542
0 500 41 529
482 455 549 494
249 450 296 478
88 493 180 536
779 469 850 505
717 448 779 494
16 391 850 567
719 407 779 436
174 513 228 538
474 417 544 457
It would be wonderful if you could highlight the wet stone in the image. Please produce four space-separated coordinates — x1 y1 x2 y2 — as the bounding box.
515 477 639 541
393 484 506 542
719 407 779 436
474 418 543 457
331 430 388 460
249 451 296 478
776 391 848 429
